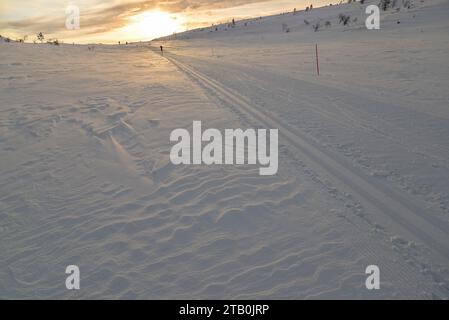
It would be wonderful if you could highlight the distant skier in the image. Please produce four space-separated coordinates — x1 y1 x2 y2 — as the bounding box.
160 45 163 55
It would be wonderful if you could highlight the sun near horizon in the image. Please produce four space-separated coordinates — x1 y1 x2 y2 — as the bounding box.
119 10 186 43
0 1 336 44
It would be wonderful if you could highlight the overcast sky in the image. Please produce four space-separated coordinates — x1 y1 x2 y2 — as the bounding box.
0 0 335 43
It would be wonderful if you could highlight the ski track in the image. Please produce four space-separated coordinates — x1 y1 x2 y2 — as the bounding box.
164 52 449 271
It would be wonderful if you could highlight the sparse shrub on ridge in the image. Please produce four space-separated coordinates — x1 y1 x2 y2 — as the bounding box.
382 0 411 10
380 0 391 11
46 38 60 45
37 32 44 43
339 13 351 25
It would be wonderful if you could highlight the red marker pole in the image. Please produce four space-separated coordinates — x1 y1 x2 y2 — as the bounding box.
315 44 320 76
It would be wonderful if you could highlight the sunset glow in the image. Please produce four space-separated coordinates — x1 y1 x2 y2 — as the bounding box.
122 10 186 41
0 1 336 43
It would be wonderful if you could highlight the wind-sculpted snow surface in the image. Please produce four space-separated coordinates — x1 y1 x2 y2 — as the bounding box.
1 0 449 299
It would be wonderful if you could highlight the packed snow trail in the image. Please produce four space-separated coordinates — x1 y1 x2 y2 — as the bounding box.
1 43 444 299
162 51 449 266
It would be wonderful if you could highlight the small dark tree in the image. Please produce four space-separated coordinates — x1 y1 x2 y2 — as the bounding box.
37 32 44 43
380 0 391 11
339 14 351 25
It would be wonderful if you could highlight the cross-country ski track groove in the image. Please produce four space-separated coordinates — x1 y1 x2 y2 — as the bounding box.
161 51 449 265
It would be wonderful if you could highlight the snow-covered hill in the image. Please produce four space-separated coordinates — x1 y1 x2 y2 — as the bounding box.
1 0 449 299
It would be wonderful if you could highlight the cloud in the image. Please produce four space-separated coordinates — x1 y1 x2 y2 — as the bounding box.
0 0 273 40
